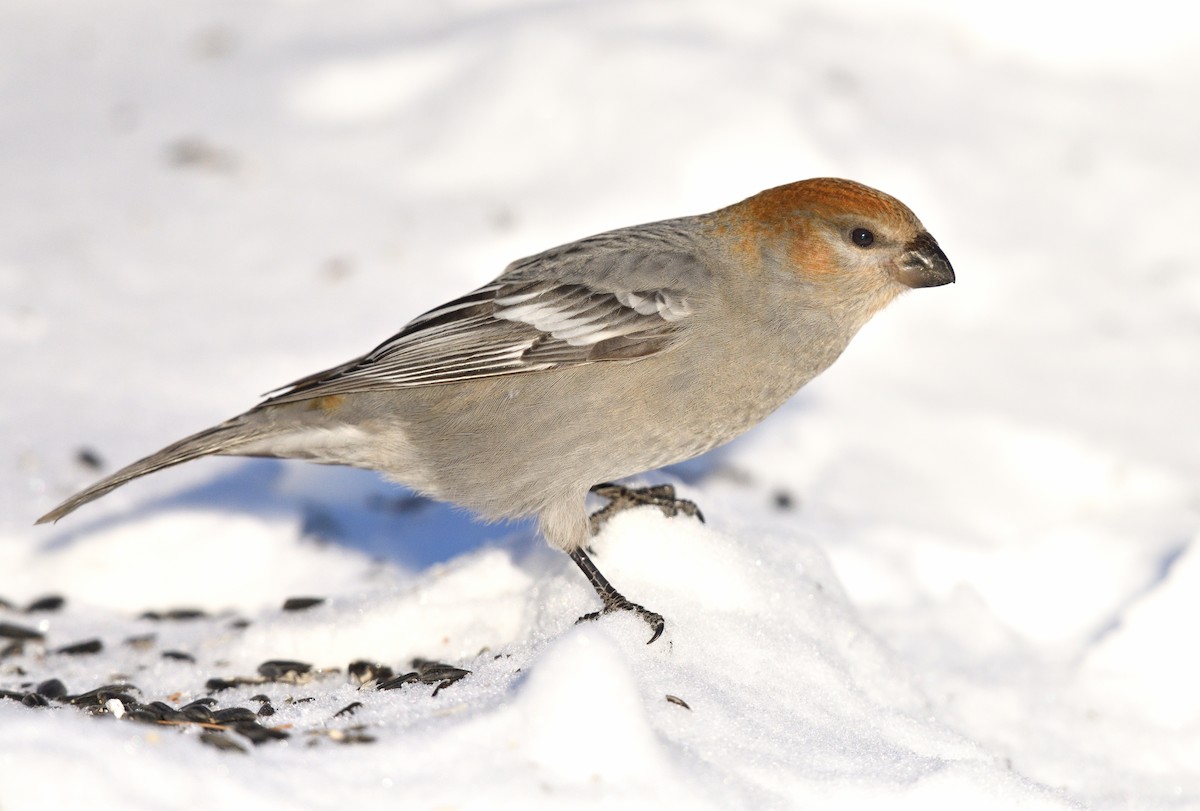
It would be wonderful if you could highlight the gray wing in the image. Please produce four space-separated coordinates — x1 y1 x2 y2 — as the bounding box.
264 221 708 404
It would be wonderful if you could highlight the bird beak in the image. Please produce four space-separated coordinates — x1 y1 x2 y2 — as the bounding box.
896 232 955 288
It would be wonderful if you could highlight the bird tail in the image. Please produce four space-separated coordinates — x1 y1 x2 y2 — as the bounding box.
35 414 275 525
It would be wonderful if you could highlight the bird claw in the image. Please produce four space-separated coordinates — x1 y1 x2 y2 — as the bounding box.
575 598 665 645
589 482 704 534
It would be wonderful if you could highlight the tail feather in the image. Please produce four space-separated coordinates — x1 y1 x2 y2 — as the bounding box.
35 416 267 525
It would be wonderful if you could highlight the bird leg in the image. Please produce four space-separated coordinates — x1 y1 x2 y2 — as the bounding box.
569 547 665 644
587 482 704 535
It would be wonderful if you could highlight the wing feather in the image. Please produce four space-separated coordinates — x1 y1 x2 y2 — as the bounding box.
263 221 707 404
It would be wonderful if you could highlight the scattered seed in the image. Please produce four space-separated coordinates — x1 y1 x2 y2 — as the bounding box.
334 701 362 718
146 701 186 722
228 618 251 630
257 660 312 681
1 689 27 702
309 726 375 745
205 678 240 693
67 685 139 708
161 650 195 662
75 448 105 470
281 597 325 612
182 697 218 709
200 731 246 753
232 721 290 745
665 694 691 710
182 704 215 723
25 595 65 613
257 704 275 717
22 692 50 708
140 608 207 621
124 707 165 724
213 707 258 724
0 641 26 659
413 660 471 685
56 639 103 656
348 660 393 685
0 622 44 641
36 678 67 700
376 672 419 691
124 634 157 650
166 138 239 174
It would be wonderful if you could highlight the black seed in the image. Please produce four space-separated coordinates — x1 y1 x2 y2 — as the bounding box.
0 641 26 659
35 679 67 700
665 694 691 710
124 634 157 650
199 731 246 753
377 672 419 691
248 694 270 704
22 692 50 708
140 608 207 622
348 660 393 685
257 704 275 717
213 707 258 724
161 650 195 662
289 696 315 704
182 704 215 722
334 701 362 718
182 697 218 709
26 595 65 613
257 660 312 680
75 447 105 470
125 707 165 724
146 701 186 722
0 622 44 641
205 678 238 692
56 639 103 656
228 618 251 630
772 490 795 510
412 660 470 685
100 691 138 706
67 684 139 707
1 689 27 702
232 721 289 745
281 597 325 612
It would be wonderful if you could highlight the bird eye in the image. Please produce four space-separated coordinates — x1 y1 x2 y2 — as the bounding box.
850 227 875 248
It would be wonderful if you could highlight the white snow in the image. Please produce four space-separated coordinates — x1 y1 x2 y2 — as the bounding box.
2 1 1199 809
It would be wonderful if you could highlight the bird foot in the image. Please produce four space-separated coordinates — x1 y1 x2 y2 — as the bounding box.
568 547 665 644
576 597 665 645
588 482 704 534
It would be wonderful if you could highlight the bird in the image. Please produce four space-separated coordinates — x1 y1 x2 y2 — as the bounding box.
36 178 954 643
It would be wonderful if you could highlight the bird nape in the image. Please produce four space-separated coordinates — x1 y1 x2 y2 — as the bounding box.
36 177 954 643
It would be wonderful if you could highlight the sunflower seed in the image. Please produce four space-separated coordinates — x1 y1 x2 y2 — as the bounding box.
56 639 103 656
0 622 43 641
199 731 246 753
25 595 65 613
35 678 67 700
281 597 325 612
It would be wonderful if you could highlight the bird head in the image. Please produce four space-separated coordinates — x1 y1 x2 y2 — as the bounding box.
710 177 954 328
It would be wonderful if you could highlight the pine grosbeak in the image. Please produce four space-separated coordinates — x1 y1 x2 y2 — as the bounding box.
38 178 954 642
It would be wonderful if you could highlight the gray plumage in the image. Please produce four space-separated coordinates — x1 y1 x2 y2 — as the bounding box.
37 178 953 634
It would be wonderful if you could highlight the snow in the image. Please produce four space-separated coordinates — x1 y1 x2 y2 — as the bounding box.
2 0 1199 808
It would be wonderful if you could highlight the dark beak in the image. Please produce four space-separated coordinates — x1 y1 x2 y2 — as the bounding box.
897 232 955 288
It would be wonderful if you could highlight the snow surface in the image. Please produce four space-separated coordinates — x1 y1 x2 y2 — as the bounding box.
2 1 1199 808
